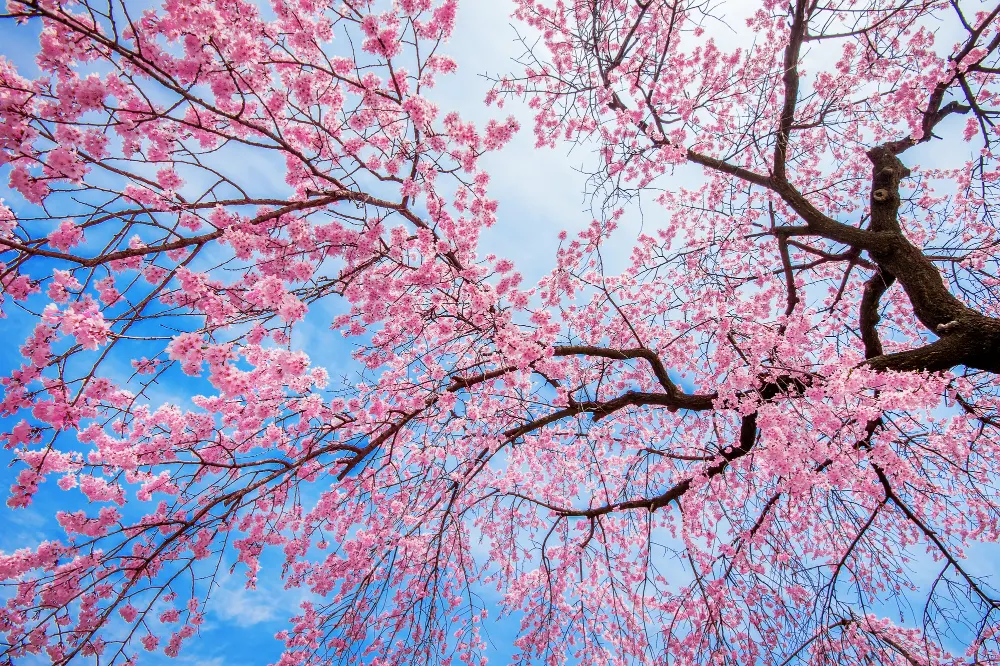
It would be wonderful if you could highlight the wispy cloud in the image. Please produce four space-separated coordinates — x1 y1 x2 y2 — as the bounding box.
179 657 229 666
210 578 284 627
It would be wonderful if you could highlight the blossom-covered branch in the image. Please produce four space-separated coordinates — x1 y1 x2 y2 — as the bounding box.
3 1 1000 665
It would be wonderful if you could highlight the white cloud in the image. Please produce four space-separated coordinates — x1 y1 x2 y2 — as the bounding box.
210 582 282 627
181 657 229 666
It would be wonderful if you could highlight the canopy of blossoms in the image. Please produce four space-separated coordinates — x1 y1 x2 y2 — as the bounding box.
2 0 1000 665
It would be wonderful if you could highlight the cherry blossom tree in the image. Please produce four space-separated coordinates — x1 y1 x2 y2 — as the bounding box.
2 0 1000 664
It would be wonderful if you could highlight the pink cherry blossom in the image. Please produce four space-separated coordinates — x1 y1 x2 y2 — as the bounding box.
1 1 1000 665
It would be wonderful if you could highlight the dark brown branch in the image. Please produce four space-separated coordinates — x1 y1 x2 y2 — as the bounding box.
859 269 896 359
553 344 715 409
552 408 760 518
773 0 809 183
